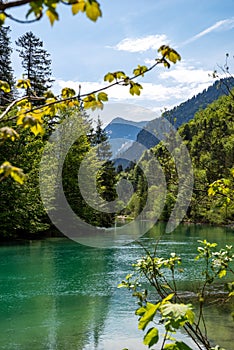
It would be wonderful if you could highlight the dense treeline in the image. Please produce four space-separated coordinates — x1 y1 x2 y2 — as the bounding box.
0 28 117 238
0 26 233 238
0 107 118 238
123 90 234 225
136 77 234 149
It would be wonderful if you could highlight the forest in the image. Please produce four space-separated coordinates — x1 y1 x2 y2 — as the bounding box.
0 2 234 350
0 26 234 239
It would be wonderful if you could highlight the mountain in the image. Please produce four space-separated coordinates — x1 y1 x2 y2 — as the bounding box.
104 117 150 159
104 117 149 140
126 88 234 225
136 77 234 149
104 77 234 167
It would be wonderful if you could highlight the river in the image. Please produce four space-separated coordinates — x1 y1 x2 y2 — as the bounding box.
0 223 233 350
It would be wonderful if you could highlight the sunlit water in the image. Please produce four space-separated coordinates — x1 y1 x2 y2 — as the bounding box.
0 223 233 350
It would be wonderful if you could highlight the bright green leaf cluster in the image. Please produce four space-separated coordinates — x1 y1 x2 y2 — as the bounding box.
0 161 25 184
83 92 108 110
61 87 76 99
0 80 11 93
143 327 159 347
158 45 181 63
157 45 181 69
0 0 102 26
164 341 193 350
208 170 234 206
137 302 159 331
16 78 31 90
17 114 44 136
160 302 194 332
133 65 148 77
104 71 127 83
0 13 6 26
71 0 102 22
16 100 44 136
196 240 234 285
0 127 19 141
129 81 143 96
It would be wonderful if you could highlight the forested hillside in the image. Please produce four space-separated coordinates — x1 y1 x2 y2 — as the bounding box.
136 77 234 149
122 89 234 225
0 26 233 238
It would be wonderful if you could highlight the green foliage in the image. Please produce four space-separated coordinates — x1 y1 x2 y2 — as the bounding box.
0 126 19 141
0 161 25 184
143 327 159 347
83 93 107 110
16 31 54 97
160 302 194 331
0 80 10 92
0 0 102 26
129 81 143 96
0 135 49 236
163 341 193 350
133 65 148 77
138 302 159 331
120 240 233 350
61 87 76 99
157 45 181 68
0 26 15 105
104 71 127 82
126 89 234 225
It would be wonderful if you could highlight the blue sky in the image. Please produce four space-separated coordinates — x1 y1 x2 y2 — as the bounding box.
7 0 234 124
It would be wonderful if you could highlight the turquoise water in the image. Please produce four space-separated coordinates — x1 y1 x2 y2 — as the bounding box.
0 223 233 349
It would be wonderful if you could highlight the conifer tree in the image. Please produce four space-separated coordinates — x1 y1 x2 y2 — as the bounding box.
92 116 118 226
0 26 15 106
15 31 54 97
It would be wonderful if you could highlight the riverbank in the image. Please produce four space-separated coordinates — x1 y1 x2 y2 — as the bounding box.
1 219 233 242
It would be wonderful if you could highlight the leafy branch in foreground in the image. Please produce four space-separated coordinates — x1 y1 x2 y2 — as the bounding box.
0 0 102 26
0 45 181 183
118 240 234 350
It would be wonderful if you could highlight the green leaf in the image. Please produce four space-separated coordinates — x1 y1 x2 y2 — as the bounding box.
26 2 43 19
0 161 25 184
160 302 194 330
16 79 31 89
115 71 127 79
162 293 175 303
104 71 126 82
135 306 146 316
46 8 59 26
164 341 193 350
104 72 115 83
0 13 6 26
85 0 102 22
0 80 11 93
138 302 159 330
143 327 159 347
0 127 19 141
158 45 181 64
17 114 44 136
133 65 148 77
218 269 226 278
97 92 108 102
72 1 85 15
129 82 143 96
61 87 76 99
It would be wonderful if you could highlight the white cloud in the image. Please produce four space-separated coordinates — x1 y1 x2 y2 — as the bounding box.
89 103 160 126
113 34 169 53
159 64 214 84
54 62 219 124
182 17 234 46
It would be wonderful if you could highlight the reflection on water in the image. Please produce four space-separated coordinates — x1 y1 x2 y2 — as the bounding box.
0 223 233 349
